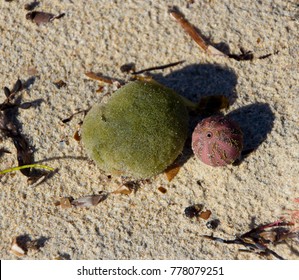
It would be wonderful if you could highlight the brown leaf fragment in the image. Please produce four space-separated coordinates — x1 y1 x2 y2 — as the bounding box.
71 192 108 208
112 185 133 195
73 130 81 141
199 210 212 220
53 80 67 89
164 164 181 182
26 11 65 25
158 186 167 194
10 237 26 257
259 231 277 243
59 197 73 209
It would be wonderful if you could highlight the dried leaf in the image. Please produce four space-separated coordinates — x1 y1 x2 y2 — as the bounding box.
259 231 277 243
71 193 108 207
26 11 65 25
10 238 26 257
158 186 167 194
202 219 297 260
164 164 181 182
73 130 81 141
59 197 72 209
199 210 212 220
112 185 133 195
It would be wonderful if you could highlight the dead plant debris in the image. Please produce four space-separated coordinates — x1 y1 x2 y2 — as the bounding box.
10 235 49 257
158 186 167 194
169 6 276 61
71 192 109 207
85 72 118 85
1 79 37 177
199 210 212 220
61 109 88 124
10 237 26 257
26 11 65 25
56 193 109 209
203 220 297 260
112 185 133 195
73 130 81 142
132 60 185 75
164 164 181 182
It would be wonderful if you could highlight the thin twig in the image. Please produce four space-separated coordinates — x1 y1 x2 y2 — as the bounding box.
85 72 116 85
132 60 185 75
169 6 226 57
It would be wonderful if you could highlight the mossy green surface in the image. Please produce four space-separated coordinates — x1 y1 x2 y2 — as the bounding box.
81 80 189 178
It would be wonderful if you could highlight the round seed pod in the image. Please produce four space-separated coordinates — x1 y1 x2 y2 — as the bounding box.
191 115 243 166
81 80 189 178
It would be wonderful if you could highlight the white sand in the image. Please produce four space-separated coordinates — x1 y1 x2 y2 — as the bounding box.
0 0 298 259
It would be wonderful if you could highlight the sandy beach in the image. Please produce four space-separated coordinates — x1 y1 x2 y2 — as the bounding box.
0 0 298 260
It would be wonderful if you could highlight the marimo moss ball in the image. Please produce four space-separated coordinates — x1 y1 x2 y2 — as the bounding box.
81 80 189 178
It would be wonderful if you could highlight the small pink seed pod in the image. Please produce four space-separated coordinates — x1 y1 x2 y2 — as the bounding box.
192 115 243 167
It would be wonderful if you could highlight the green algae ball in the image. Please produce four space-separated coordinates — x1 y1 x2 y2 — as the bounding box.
81 80 189 178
